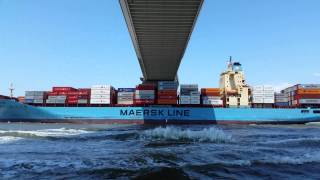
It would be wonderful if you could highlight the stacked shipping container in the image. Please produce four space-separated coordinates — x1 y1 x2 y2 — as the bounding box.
274 93 289 107
180 84 200 104
201 88 223 106
90 85 114 105
46 87 73 104
157 81 178 105
285 84 320 108
134 84 156 105
117 88 135 105
252 85 274 108
25 91 46 104
46 87 90 105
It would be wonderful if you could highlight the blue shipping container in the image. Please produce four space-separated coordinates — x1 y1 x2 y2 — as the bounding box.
118 88 135 92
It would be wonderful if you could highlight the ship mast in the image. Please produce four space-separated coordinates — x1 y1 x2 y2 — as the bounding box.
227 56 233 71
9 83 14 98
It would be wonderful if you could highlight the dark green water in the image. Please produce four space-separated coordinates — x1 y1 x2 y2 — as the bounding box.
1 123 320 179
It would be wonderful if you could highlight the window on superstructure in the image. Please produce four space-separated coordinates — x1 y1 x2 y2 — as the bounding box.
313 110 320 114
301 110 309 113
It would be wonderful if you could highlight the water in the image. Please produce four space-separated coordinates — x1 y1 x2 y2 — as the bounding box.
1 123 320 179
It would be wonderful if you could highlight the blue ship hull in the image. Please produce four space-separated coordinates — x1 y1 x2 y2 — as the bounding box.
1 99 320 124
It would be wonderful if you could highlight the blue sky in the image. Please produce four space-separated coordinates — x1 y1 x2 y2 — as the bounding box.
0 0 319 96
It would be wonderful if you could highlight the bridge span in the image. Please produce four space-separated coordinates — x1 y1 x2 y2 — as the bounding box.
120 0 204 82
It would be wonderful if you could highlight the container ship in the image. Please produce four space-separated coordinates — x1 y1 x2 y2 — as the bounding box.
1 60 320 125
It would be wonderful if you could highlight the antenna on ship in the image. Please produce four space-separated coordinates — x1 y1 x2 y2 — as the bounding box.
227 56 233 71
9 83 14 98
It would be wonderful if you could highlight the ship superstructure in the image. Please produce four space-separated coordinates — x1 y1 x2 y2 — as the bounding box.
220 58 251 108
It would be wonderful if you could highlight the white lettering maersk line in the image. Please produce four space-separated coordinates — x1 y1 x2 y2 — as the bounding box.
119 109 190 117
1 99 320 124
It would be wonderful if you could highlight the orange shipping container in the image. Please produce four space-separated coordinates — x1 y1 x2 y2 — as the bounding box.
201 88 220 94
297 89 320 95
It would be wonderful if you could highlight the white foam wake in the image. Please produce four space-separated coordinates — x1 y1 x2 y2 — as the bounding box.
0 136 23 144
142 126 232 143
259 152 320 165
0 128 90 138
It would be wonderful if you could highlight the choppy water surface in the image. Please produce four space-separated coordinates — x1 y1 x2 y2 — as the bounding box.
1 123 320 179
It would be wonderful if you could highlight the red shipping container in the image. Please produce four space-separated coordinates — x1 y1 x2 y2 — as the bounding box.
78 89 90 95
136 84 156 90
158 90 177 94
67 99 78 104
67 95 79 100
52 87 77 92
157 99 177 104
67 91 80 96
58 92 68 95
294 94 320 99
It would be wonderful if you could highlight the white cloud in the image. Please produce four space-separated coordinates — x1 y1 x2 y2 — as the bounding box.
314 73 320 77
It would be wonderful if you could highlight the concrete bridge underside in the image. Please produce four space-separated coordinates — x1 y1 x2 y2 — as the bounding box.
120 0 203 81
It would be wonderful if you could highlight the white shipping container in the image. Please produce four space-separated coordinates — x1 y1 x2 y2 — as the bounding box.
25 91 46 96
190 100 200 104
263 86 274 91
275 98 288 102
190 95 200 98
264 91 275 95
25 96 43 100
135 94 155 99
263 99 275 104
91 85 112 89
117 92 134 96
91 89 111 95
118 96 133 101
91 95 111 99
263 95 275 98
202 96 221 100
78 99 88 104
252 92 264 95
33 99 44 104
203 100 223 105
299 99 320 104
298 84 320 89
275 93 288 98
190 91 200 96
253 86 264 90
180 100 191 104
252 94 264 98
90 99 111 104
48 96 67 100
179 95 191 99
252 98 264 103
46 100 56 104
55 100 66 104
117 101 134 105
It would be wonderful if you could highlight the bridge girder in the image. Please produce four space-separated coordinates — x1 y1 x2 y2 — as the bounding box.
120 0 203 81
